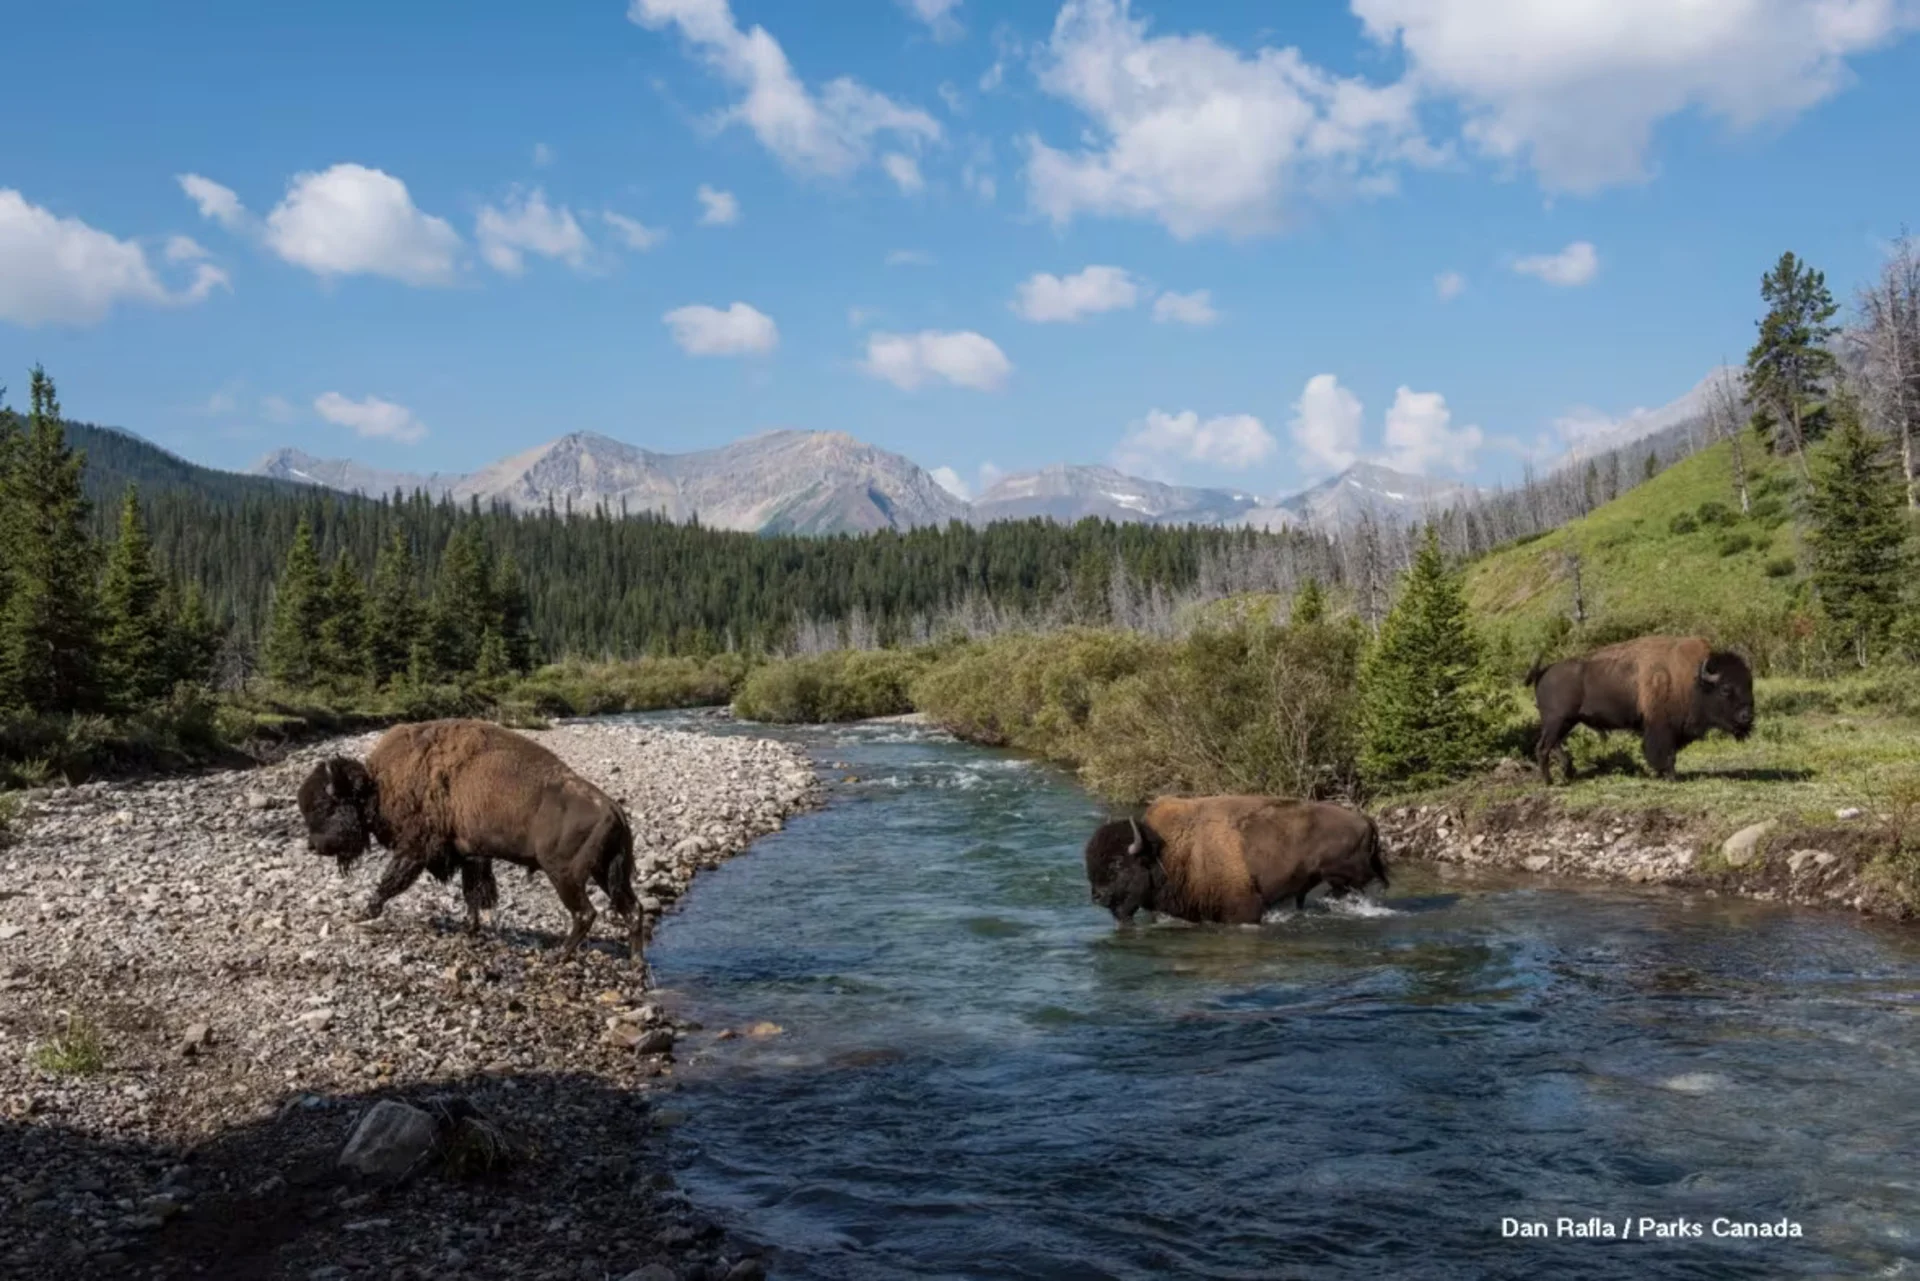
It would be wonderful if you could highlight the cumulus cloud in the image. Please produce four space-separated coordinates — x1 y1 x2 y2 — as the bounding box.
1152 289 1219 326
696 184 740 226
176 174 251 232
1381 386 1483 474
0 188 228 327
1435 269 1466 301
631 0 941 178
314 391 428 444
1011 264 1140 323
930 465 970 498
532 142 555 168
1290 374 1364 473
902 0 964 42
256 164 463 286
861 329 1012 391
662 301 779 356
1512 240 1599 287
602 210 667 251
1355 0 1920 193
1117 408 1276 477
1025 0 1436 239
476 187 591 275
882 152 926 194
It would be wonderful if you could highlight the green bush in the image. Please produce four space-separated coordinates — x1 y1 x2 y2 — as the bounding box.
512 655 749 717
733 649 933 723
910 629 1162 761
1764 556 1797 579
1717 531 1756 557
1749 496 1788 528
1695 500 1735 527
1668 513 1700 536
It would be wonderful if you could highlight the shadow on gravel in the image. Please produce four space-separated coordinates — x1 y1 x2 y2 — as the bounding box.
2 1072 764 1281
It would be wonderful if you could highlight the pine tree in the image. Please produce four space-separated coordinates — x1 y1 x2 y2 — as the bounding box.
0 368 104 714
318 552 371 681
1358 527 1500 790
0 386 17 643
1747 251 1839 473
163 583 221 689
1291 578 1328 626
1643 452 1659 482
367 528 421 686
474 628 512 681
99 486 170 708
263 519 327 686
421 525 493 677
492 551 536 673
1804 400 1909 665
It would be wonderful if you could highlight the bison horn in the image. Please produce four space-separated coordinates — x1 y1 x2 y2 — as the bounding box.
1127 817 1143 857
1698 659 1722 686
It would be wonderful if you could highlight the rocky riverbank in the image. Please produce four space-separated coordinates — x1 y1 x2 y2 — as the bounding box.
0 720 822 1281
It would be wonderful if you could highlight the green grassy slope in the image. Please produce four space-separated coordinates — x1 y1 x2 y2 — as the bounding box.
1467 440 1806 669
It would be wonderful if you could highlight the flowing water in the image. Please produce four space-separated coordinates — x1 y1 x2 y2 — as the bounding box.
633 713 1920 1280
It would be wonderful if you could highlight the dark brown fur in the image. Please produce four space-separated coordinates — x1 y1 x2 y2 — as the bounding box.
295 719 643 961
1526 635 1754 784
1083 795 1389 925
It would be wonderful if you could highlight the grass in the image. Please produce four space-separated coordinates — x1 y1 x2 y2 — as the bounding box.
30 1015 108 1076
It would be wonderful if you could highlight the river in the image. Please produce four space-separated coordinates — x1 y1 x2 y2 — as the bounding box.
633 713 1920 1280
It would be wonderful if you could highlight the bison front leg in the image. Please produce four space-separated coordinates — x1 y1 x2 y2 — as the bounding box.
1641 726 1680 780
363 852 428 920
460 859 499 937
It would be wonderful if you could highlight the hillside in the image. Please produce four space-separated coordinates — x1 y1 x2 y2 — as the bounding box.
1466 438 1804 667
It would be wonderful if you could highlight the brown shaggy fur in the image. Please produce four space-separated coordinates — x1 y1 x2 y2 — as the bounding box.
1526 635 1755 783
1083 795 1388 925
295 719 643 960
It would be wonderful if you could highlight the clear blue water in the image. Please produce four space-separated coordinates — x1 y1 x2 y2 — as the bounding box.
631 713 1920 1280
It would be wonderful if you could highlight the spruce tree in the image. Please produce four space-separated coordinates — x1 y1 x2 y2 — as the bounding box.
1747 251 1839 471
421 525 493 677
263 519 327 686
0 368 104 714
99 486 170 708
0 385 16 642
492 551 536 673
318 552 371 682
1291 578 1328 626
163 583 221 689
1358 527 1500 790
367 528 421 686
1804 401 1909 665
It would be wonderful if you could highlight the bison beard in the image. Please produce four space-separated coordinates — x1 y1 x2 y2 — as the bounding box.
294 720 645 962
1084 796 1389 925
1528 635 1755 783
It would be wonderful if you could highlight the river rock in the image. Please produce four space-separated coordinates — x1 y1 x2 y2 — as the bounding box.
1720 821 1777 868
1521 854 1552 873
338 1101 439 1179
1787 849 1836 875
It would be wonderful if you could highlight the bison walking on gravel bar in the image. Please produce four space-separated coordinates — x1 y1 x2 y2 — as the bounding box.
295 719 644 960
1526 635 1755 784
1084 795 1389 925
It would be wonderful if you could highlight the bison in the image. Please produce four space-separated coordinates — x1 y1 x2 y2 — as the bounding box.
295 719 644 960
1526 635 1754 784
1083 795 1389 925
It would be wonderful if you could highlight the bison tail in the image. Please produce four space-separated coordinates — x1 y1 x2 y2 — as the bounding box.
1368 821 1390 890
1523 655 1548 688
602 816 640 919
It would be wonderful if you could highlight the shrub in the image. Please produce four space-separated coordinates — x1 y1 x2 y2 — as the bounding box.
733 649 932 723
1749 496 1788 528
31 1016 107 1075
1694 500 1735 527
1764 556 1797 579
1717 531 1756 557
1668 513 1700 536
911 629 1161 760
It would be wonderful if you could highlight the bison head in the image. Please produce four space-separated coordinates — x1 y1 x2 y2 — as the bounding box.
296 757 377 869
1084 816 1162 923
1696 651 1756 741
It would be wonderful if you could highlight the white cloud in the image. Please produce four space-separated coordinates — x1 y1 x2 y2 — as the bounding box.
177 174 251 232
602 210 667 251
1011 264 1140 323
902 0 964 42
261 394 297 424
1512 240 1599 287
1025 0 1436 239
1356 0 1920 194
1117 408 1276 476
861 329 1012 391
476 187 592 275
631 0 941 178
882 152 926 194
1381 386 1483 474
314 391 428 444
1435 269 1466 301
263 164 463 286
962 136 998 202
1290 374 1364 473
662 301 779 356
696 184 740 226
939 82 966 114
1152 289 1219 326
0 188 229 327
533 142 555 168
930 465 970 498
165 234 210 264
886 249 934 267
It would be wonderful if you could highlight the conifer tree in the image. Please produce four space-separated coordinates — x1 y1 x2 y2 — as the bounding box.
421 526 493 677
1291 578 1328 626
0 385 16 634
1804 400 1910 665
0 368 104 714
1358 527 1500 789
163 583 222 689
318 552 371 681
99 486 170 708
492 551 536 673
263 519 327 686
367 529 421 686
1747 251 1839 473
474 628 512 682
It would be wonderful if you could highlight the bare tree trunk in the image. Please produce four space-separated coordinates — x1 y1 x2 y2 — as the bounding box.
1709 369 1752 513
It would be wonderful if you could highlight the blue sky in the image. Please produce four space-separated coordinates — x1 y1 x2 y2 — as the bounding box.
3 0 1918 501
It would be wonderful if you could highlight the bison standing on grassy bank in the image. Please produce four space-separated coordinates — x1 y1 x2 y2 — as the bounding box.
1084 796 1389 925
295 719 645 961
1527 635 1755 784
